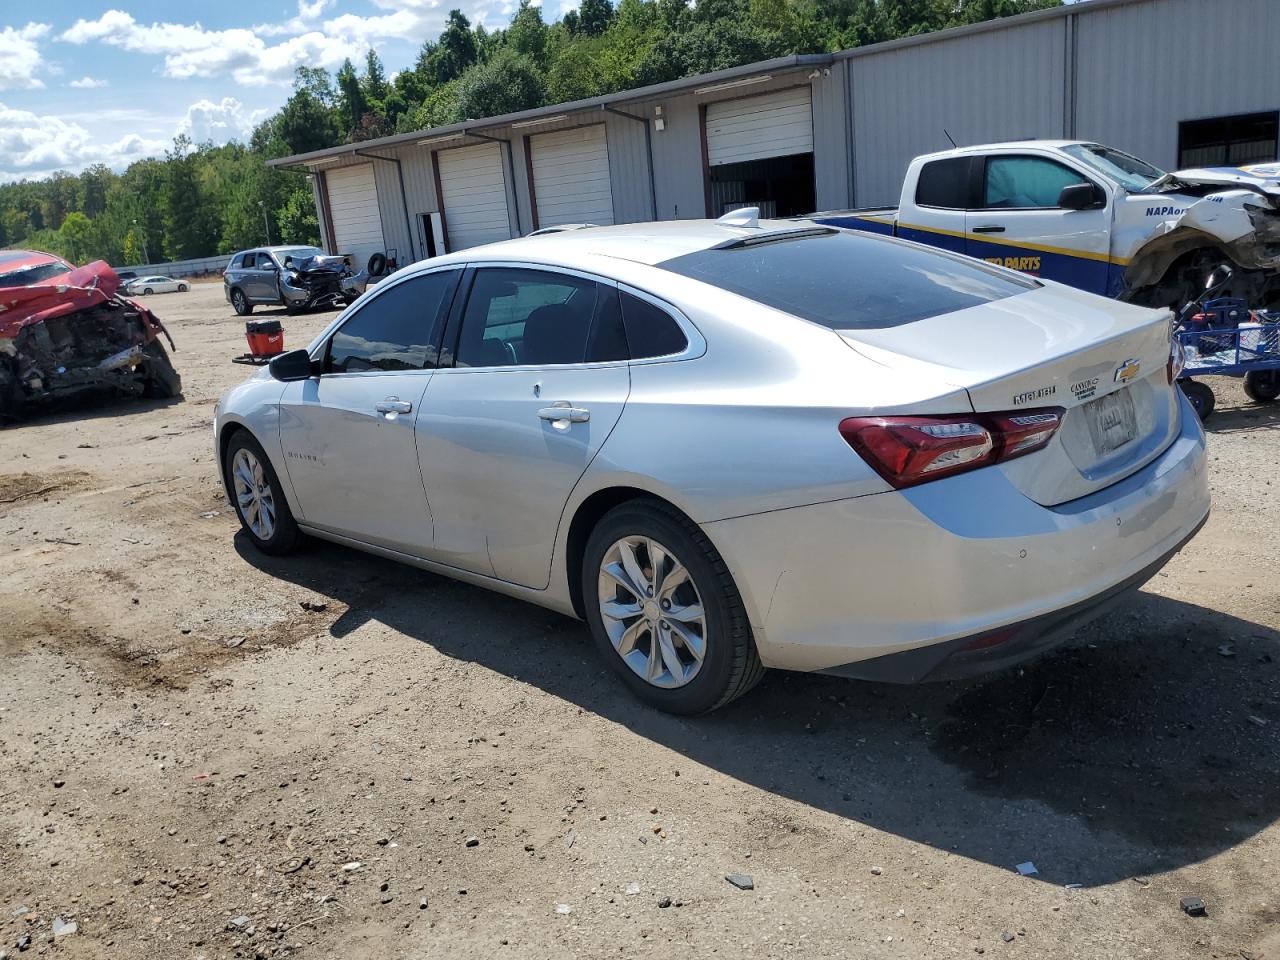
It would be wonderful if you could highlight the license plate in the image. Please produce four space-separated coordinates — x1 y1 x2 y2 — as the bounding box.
1085 388 1138 456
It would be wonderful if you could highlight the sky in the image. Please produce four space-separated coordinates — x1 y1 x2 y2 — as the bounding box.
0 0 571 183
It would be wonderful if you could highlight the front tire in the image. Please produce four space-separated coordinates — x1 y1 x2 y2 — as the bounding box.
231 289 253 316
1180 379 1216 420
1243 370 1280 403
582 500 763 714
141 341 182 398
225 432 301 555
178 283 188 293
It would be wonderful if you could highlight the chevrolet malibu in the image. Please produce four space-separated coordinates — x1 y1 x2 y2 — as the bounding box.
214 214 1210 714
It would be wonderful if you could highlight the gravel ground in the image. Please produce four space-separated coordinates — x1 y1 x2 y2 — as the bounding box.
1 281 1278 960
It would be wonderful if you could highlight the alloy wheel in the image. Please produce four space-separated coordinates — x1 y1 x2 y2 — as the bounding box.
231 448 276 541
597 536 707 689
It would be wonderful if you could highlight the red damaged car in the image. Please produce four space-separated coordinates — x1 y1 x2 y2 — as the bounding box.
0 250 180 420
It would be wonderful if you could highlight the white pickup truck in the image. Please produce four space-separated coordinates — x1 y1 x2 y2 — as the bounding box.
813 140 1280 310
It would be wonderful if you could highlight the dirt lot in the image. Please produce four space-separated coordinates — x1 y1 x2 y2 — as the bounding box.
1 281 1278 960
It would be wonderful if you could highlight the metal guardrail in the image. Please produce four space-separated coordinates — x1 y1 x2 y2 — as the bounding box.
113 254 233 278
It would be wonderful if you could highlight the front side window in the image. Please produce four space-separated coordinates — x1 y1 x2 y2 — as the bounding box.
983 156 1090 209
327 270 457 372
455 268 600 368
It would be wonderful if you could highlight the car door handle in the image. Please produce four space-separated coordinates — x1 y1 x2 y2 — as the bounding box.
971 224 1006 233
538 401 590 424
376 397 413 414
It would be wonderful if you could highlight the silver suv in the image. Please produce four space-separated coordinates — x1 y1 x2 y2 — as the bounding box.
223 245 368 316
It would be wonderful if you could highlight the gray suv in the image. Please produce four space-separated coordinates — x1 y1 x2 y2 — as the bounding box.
223 245 369 316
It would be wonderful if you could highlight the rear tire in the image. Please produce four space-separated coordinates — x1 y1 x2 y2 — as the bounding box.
143 287 154 295
1242 369 1280 403
231 289 253 316
1180 379 1216 420
224 431 301 556
141 341 182 398
581 499 763 714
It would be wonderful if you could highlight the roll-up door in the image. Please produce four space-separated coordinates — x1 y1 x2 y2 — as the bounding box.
437 143 512 251
705 86 814 166
325 164 384 270
529 125 615 228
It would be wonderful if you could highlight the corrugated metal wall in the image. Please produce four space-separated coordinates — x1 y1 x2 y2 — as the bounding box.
849 17 1068 206
811 62 850 211
1073 0 1280 171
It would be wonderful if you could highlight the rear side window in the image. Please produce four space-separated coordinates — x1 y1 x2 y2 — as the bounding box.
455 268 599 367
327 271 457 372
659 229 1035 331
621 292 687 358
915 157 972 209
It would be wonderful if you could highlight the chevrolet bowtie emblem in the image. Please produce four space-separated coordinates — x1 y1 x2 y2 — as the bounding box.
1114 359 1141 383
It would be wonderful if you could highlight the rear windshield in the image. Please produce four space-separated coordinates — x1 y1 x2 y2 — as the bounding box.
0 261 71 286
658 229 1035 330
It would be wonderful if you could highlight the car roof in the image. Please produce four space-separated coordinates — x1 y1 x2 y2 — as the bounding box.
915 139 1089 163
421 218 814 270
0 249 69 270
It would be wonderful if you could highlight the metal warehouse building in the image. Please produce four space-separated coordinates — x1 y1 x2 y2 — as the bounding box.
270 0 1280 269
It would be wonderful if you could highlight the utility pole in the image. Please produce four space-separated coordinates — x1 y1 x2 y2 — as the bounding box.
259 201 271 245
132 218 150 264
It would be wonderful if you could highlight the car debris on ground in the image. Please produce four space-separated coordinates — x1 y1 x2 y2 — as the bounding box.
0 254 179 420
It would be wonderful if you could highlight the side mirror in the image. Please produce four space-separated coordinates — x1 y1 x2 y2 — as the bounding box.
1058 182 1106 211
268 348 318 382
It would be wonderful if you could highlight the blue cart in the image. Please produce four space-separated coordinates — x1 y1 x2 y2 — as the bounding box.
1176 306 1280 420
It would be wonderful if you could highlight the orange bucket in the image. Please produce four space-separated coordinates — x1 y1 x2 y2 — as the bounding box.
245 320 284 357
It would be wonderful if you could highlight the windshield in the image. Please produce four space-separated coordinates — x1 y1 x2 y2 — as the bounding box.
659 229 1035 331
1061 143 1164 192
0 260 72 286
278 247 325 261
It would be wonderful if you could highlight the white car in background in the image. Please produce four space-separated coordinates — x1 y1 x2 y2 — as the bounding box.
124 275 188 295
214 212 1210 714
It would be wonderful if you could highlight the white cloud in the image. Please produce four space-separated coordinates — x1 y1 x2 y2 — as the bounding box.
0 22 50 91
58 3 513 85
69 76 108 89
0 101 166 181
177 97 257 144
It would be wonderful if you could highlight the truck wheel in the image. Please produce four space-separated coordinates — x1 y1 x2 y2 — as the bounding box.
231 289 253 316
141 341 182 398
1180 379 1215 420
1243 370 1280 403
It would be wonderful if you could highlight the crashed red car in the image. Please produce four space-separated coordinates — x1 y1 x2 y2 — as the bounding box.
0 250 180 420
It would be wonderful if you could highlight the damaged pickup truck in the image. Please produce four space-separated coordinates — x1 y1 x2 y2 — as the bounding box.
0 251 180 421
813 141 1280 310
223 245 369 316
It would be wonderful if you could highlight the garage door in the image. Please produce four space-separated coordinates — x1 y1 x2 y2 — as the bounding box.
437 143 512 251
705 86 814 166
325 164 384 270
530 125 615 228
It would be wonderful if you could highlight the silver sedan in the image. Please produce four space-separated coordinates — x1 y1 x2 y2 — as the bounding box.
214 213 1209 713
125 275 188 295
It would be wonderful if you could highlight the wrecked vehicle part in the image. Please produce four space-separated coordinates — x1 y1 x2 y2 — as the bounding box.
0 260 180 421
280 253 367 311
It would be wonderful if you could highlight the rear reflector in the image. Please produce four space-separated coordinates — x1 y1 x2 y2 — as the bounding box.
839 407 1063 489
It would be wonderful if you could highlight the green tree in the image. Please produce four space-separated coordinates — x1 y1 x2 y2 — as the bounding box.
276 67 340 155
578 0 616 35
58 212 93 262
456 49 547 119
161 136 217 260
508 0 549 65
362 49 390 106
429 10 479 83
278 182 321 246
336 59 368 138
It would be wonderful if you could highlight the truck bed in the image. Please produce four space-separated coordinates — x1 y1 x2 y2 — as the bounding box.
808 208 897 236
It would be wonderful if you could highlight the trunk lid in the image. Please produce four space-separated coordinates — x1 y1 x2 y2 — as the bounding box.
836 283 1180 505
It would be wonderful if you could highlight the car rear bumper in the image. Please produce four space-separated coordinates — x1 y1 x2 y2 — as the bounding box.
704 392 1210 676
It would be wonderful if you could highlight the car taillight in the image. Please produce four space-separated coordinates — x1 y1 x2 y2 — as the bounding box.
839 408 1064 489
1168 334 1186 383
